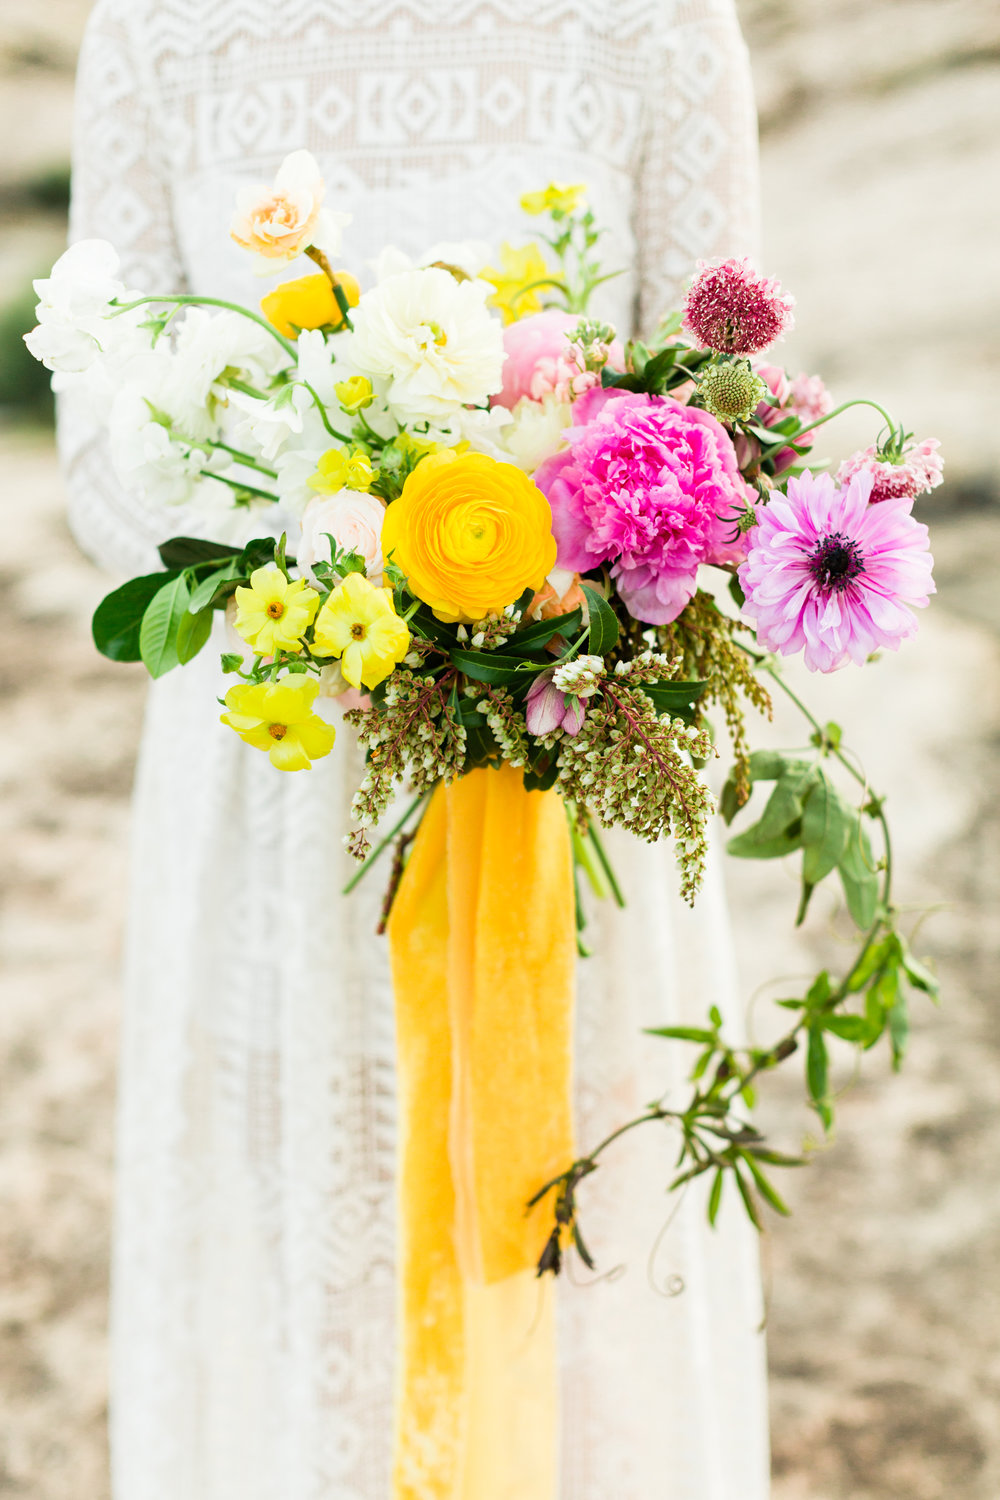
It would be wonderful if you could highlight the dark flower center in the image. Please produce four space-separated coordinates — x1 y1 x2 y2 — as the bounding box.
808 531 865 593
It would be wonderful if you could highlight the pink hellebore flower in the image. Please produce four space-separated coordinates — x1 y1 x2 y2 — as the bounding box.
525 669 586 736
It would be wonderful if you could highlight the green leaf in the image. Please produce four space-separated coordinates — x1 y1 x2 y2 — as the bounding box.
157 537 241 569
733 1167 763 1231
806 1025 830 1122
238 536 285 574
804 971 833 1011
755 766 818 842
795 880 816 928
888 985 910 1070
450 649 542 686
719 776 741 826
510 608 583 653
639 679 706 723
846 934 892 993
741 1154 791 1216
188 557 243 612
220 653 244 674
728 574 745 609
138 574 192 678
726 817 803 860
92 570 179 662
801 773 852 885
707 1167 725 1226
408 604 456 649
580 584 620 655
747 749 811 783
645 1025 717 1044
870 962 900 1016
838 814 879 929
639 345 678 390
898 937 940 1001
824 1014 876 1043
176 605 214 664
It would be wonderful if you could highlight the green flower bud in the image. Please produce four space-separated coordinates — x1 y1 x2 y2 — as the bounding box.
696 357 767 424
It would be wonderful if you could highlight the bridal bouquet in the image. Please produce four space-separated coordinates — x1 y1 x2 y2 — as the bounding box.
27 152 943 1253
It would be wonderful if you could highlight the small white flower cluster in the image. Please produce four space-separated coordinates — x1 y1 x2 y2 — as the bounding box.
552 654 606 697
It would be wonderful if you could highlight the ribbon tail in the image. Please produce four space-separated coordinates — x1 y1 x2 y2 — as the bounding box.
388 765 576 1500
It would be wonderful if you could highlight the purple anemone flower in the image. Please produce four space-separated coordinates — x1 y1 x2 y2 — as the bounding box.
739 469 935 673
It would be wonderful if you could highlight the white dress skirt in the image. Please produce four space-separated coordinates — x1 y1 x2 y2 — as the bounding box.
60 1 771 1495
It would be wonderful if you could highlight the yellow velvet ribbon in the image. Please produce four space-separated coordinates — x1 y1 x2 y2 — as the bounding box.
387 764 576 1500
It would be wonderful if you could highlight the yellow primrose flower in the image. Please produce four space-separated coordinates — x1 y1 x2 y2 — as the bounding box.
259 271 360 339
220 675 336 771
233 567 320 656
334 375 375 413
309 446 374 494
481 242 562 325
381 449 557 623
312 571 411 690
520 182 587 217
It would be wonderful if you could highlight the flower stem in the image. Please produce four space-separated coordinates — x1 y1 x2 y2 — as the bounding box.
340 792 428 895
109 293 296 359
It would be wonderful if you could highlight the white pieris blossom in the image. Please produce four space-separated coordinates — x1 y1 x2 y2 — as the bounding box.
349 267 504 421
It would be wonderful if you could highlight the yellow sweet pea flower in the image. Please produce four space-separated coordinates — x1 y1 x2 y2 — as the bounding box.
309 447 374 494
312 571 411 690
334 375 375 413
520 182 587 217
381 449 557 623
481 242 562 325
259 271 360 338
220 675 336 771
233 567 320 656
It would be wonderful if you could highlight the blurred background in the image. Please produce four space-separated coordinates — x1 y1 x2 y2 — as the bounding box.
1 2 998 1496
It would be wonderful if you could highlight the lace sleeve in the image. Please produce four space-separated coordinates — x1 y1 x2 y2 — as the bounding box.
57 0 189 575
634 0 761 335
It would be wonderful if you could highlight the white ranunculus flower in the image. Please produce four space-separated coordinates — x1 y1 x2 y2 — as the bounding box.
370 240 494 284
298 490 386 584
496 391 573 472
349 268 504 421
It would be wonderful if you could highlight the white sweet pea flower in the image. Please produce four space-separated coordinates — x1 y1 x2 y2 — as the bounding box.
161 308 289 435
24 239 131 374
109 384 225 509
349 267 504 422
230 149 351 273
274 446 326 520
226 383 318 463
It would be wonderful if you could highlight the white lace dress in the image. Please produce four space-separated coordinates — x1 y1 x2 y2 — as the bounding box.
60 2 770 1496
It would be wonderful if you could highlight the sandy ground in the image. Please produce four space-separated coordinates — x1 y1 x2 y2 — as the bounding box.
1 1 999 1497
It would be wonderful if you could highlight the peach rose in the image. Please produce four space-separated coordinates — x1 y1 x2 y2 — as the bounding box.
298 490 386 584
230 150 351 272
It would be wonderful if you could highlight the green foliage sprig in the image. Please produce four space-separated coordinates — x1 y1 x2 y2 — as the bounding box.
530 652 939 1271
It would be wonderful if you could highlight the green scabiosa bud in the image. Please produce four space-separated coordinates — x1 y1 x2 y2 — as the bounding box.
696 357 767 424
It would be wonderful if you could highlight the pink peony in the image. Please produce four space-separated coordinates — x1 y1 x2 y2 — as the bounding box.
682 258 795 356
739 469 935 673
836 438 943 505
534 388 751 624
495 309 624 409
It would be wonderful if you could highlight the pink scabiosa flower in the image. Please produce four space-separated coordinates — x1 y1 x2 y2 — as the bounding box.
682 258 795 356
534 388 751 624
836 437 943 505
739 469 935 672
525 667 586 736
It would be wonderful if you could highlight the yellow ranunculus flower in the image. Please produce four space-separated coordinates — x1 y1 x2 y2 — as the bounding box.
481 242 562 325
312 571 411 689
259 270 360 338
309 446 374 494
233 567 320 656
381 450 557 623
520 182 587 217
220 675 336 771
334 375 375 413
